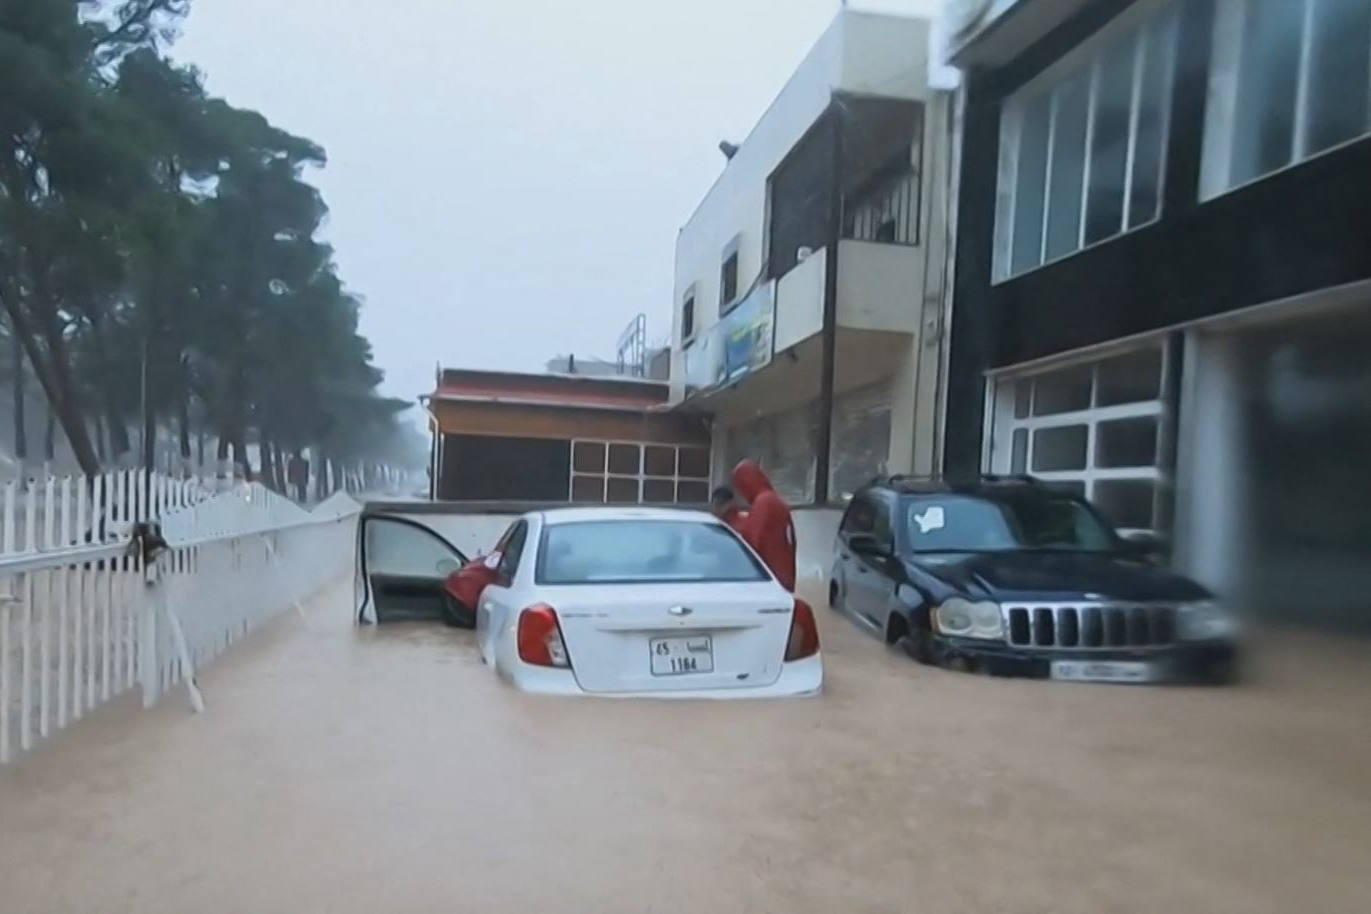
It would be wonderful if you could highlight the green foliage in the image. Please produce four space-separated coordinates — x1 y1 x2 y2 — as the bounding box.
0 0 416 479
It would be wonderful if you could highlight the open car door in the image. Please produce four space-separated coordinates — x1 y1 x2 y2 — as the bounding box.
356 511 468 624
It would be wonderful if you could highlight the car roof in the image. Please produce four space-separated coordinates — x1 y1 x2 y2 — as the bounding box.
537 506 720 526
862 475 1066 497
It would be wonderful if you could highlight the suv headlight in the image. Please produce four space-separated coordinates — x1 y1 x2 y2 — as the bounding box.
932 598 1004 641
1177 600 1238 641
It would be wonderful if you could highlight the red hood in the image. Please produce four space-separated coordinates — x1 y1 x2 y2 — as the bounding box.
731 459 773 504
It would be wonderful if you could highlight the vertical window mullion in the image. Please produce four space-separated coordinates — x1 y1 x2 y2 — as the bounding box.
1078 58 1101 250
1121 26 1147 235
1293 0 1318 160
1039 91 1060 265
1000 105 1023 278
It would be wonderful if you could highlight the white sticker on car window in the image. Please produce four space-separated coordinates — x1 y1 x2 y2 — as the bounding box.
914 506 946 534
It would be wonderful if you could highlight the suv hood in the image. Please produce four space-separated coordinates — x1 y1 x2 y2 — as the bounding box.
910 551 1211 603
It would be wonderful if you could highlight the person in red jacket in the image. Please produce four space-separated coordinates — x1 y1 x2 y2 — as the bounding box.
731 459 797 592
710 485 746 533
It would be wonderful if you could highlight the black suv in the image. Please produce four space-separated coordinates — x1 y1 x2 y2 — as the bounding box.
829 476 1238 683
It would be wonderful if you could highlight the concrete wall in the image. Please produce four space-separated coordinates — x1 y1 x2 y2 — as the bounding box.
774 249 826 353
837 241 924 333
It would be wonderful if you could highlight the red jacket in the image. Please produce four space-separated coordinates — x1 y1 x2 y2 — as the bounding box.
732 460 797 592
443 554 499 611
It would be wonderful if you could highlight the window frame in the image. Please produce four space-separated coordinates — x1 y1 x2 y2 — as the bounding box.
1200 0 1371 201
680 284 697 345
992 0 1178 284
982 339 1176 535
718 235 742 315
568 439 711 505
495 520 529 585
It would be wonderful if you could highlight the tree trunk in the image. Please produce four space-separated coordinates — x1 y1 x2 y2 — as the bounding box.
230 428 254 482
12 328 26 474
261 437 278 491
177 390 191 474
43 404 55 476
93 415 106 464
0 291 99 475
216 434 230 479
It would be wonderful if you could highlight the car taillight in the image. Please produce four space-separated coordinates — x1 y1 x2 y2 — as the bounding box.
785 598 820 661
517 604 571 668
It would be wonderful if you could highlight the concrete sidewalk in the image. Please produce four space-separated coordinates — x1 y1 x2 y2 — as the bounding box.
1 578 1368 914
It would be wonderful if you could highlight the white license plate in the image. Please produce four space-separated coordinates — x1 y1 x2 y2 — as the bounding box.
649 636 714 676
1051 660 1158 683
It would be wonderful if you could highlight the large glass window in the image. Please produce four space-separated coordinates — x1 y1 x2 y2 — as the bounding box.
986 342 1172 534
1202 0 1371 199
993 2 1178 281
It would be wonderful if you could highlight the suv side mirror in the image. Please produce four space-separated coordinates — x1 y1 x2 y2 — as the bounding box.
1119 530 1167 560
849 534 892 559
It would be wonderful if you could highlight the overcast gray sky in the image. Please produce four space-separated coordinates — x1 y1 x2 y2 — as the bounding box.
173 0 938 417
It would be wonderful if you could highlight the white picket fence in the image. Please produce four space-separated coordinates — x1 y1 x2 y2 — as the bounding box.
0 471 361 765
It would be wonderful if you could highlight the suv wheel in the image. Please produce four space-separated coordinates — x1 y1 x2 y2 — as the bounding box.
828 579 841 610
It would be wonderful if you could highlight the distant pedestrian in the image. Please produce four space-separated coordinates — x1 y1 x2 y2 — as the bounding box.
731 460 797 592
710 485 745 532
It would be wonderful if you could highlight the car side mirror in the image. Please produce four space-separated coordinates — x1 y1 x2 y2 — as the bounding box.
1119 531 1166 560
849 534 893 559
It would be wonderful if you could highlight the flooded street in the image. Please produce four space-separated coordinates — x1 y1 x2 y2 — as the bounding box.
1 577 1368 914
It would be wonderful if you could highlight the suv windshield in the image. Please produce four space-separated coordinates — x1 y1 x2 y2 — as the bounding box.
537 520 770 584
901 493 1119 553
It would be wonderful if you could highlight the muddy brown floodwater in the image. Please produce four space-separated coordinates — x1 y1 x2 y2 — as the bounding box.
1 576 1368 914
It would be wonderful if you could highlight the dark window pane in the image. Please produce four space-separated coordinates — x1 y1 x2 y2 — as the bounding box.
1094 479 1156 529
643 479 675 503
643 445 676 477
1096 348 1162 405
1129 13 1174 227
572 441 605 473
1032 365 1092 415
1085 34 1136 244
1045 70 1090 260
1230 0 1302 186
1045 480 1087 498
1011 429 1029 473
841 498 876 534
1032 425 1088 471
1305 0 1371 155
538 521 768 585
1013 380 1032 418
607 444 640 475
571 475 604 503
682 296 696 339
1011 93 1052 274
676 480 710 504
720 253 739 310
1095 417 1159 468
606 477 639 503
677 448 710 479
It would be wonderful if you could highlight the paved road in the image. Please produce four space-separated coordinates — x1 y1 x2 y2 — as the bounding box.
0 577 1368 913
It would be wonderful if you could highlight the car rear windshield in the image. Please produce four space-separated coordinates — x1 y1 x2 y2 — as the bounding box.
536 520 770 585
902 493 1118 553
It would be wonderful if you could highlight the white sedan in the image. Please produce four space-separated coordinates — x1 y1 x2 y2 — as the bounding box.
357 505 821 698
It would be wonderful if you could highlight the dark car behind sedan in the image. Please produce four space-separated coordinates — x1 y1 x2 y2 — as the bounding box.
829 476 1238 684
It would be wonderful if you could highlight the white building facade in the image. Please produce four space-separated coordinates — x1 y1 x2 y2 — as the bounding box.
670 10 952 504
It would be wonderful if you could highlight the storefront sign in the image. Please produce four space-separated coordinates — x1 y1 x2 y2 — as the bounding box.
683 281 774 396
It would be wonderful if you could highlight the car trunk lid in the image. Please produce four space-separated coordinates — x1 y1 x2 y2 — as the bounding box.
540 581 794 693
